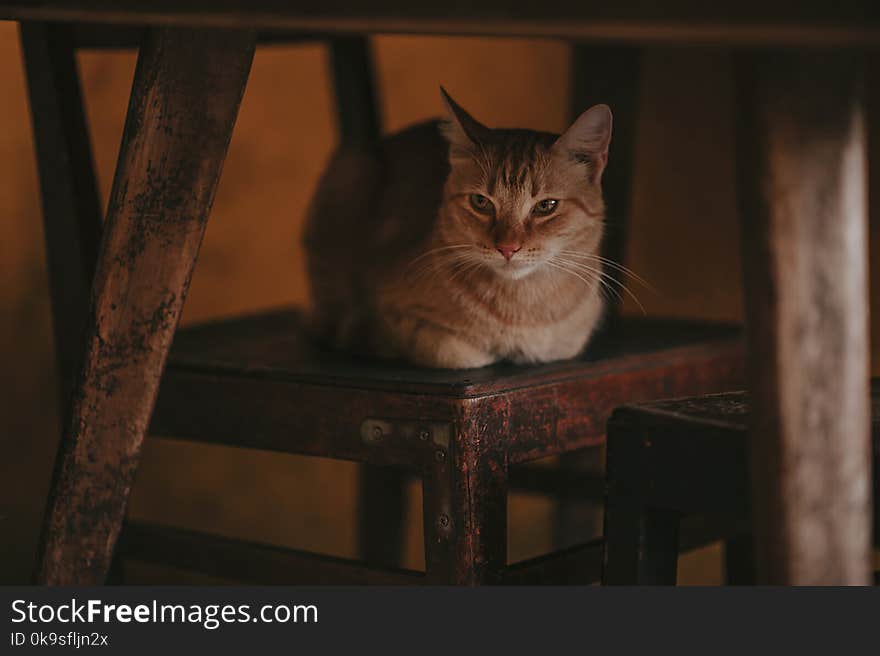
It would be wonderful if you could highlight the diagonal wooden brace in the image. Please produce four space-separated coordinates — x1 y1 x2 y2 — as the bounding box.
36 27 255 585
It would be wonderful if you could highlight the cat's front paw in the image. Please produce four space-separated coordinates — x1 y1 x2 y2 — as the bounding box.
408 335 496 369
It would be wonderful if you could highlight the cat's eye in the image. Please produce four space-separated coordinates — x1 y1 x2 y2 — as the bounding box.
532 199 559 217
469 193 495 215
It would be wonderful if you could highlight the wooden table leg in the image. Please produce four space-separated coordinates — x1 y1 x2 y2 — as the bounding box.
35 27 255 585
736 52 872 585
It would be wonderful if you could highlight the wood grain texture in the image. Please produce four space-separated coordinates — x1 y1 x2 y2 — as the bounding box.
736 52 872 585
35 27 255 585
432 397 509 585
0 1 879 46
20 21 103 404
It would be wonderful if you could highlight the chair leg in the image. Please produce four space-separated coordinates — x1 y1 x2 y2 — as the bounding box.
20 22 103 405
34 27 255 585
329 36 382 148
569 44 642 322
602 416 679 585
423 410 508 585
603 499 680 585
556 46 642 548
735 52 873 584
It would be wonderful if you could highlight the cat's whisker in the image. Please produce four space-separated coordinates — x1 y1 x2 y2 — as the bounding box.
443 256 472 275
545 261 623 307
557 250 654 291
408 250 474 283
426 251 484 285
551 256 634 306
407 258 441 283
553 256 646 314
555 259 635 303
584 257 654 293
446 259 483 286
558 258 653 299
453 262 483 283
544 261 612 300
405 244 472 270
409 263 448 285
558 250 638 272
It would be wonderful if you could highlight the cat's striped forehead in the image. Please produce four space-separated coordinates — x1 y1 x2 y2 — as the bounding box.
477 129 560 197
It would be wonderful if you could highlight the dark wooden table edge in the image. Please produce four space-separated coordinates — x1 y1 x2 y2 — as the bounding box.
2 9 880 47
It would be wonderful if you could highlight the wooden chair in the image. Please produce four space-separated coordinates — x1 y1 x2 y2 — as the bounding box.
602 382 880 585
15 5 873 587
23 20 742 584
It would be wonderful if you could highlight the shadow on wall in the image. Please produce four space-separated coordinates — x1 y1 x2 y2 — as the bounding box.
1 26 877 583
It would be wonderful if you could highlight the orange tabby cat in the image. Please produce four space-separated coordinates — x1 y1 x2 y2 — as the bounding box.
304 89 612 368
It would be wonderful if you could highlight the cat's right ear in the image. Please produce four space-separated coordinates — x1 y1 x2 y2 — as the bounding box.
554 104 613 183
439 87 489 155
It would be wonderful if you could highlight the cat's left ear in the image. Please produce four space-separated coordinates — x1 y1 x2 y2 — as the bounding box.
554 104 613 183
439 87 490 155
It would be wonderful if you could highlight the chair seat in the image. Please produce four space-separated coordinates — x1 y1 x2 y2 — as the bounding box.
164 307 742 397
606 384 880 516
151 307 745 466
618 381 880 432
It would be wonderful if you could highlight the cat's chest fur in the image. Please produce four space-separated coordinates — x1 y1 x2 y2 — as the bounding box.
377 271 602 366
478 294 601 364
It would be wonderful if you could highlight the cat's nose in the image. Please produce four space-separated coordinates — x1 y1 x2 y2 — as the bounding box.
496 243 522 260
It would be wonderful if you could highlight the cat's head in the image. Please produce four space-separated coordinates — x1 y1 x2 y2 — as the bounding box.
436 88 611 281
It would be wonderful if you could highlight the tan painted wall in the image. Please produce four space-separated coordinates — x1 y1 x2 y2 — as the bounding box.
1 25 876 582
